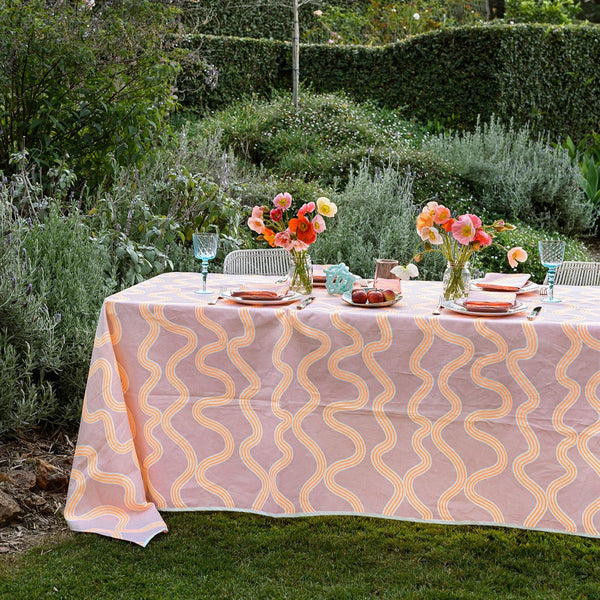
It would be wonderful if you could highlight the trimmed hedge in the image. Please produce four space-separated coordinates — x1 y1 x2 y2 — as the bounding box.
181 23 600 142
181 0 361 41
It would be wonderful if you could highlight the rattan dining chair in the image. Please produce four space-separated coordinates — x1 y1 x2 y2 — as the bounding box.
543 261 600 286
223 248 291 276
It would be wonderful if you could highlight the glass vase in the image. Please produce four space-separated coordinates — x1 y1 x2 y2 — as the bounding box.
442 261 471 302
287 251 313 295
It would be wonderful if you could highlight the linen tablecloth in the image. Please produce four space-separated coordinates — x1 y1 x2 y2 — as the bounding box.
65 273 600 546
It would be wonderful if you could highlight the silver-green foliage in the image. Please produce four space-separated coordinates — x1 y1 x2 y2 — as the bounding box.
311 161 445 279
89 130 246 287
422 117 592 236
0 186 113 435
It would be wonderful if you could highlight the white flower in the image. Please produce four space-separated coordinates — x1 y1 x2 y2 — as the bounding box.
317 197 337 218
83 0 95 8
314 9 323 17
391 263 419 280
413 12 420 20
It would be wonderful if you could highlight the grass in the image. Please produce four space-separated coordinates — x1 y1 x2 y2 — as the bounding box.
2 512 600 599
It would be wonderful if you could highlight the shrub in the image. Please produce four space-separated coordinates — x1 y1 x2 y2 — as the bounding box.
21 206 115 428
561 132 600 232
198 90 426 184
0 0 181 189
470 224 594 283
310 160 447 279
0 179 113 435
303 0 485 45
423 117 593 236
505 0 581 24
88 130 246 287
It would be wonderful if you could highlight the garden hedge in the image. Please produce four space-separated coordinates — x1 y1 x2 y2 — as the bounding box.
179 23 600 142
180 0 362 41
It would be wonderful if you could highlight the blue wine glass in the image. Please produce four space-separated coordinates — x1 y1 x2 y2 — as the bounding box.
538 240 565 303
193 232 219 294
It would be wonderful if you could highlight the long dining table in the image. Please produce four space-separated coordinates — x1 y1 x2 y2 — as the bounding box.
64 272 600 546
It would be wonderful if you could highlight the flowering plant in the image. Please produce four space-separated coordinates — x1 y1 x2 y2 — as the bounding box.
415 200 528 300
247 193 338 292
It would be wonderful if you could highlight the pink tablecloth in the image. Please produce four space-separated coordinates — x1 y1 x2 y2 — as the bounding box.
65 273 600 545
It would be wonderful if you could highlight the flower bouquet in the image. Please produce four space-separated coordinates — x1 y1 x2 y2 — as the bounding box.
247 193 338 294
414 201 528 301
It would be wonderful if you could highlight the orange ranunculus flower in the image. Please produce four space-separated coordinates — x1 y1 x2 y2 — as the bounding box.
263 227 276 247
289 215 317 245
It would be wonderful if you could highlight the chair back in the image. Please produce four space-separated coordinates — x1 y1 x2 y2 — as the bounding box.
545 261 600 286
223 249 291 276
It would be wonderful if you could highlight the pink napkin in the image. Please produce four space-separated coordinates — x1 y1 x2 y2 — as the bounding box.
230 290 289 301
475 273 531 292
463 290 517 312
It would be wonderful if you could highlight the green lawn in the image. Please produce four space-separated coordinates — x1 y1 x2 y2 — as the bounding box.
2 512 600 599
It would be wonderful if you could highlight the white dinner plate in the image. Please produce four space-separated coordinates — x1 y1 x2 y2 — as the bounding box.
222 290 304 305
443 299 527 317
341 290 402 308
471 280 540 295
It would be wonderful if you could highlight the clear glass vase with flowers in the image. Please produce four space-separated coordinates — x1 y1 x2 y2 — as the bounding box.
247 193 338 294
415 201 528 302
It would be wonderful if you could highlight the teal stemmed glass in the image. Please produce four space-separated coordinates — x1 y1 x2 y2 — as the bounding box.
193 232 219 294
538 240 565 303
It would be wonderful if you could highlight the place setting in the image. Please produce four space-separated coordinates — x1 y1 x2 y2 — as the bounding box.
441 289 529 317
221 287 304 306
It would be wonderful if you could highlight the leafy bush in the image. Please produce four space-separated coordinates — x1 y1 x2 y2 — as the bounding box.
0 0 181 189
88 130 246 287
562 132 600 231
470 224 593 283
310 160 447 279
0 178 113 436
505 0 581 24
423 117 593 236
198 91 426 184
21 206 115 428
304 0 485 45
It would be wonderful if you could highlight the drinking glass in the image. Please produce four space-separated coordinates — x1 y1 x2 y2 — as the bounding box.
193 232 219 294
538 240 565 303
374 259 401 293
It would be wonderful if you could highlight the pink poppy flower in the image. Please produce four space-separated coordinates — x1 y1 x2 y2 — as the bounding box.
424 200 439 213
507 246 528 268
419 226 443 245
274 230 292 250
451 215 477 245
312 214 326 233
464 213 482 229
251 205 264 219
248 216 265 234
273 193 292 210
298 202 316 217
290 239 309 252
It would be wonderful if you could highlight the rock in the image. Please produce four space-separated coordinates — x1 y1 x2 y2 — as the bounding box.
36 459 69 492
10 470 37 490
0 489 22 526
